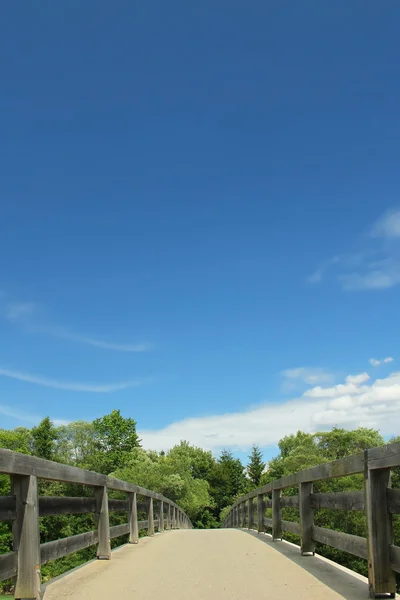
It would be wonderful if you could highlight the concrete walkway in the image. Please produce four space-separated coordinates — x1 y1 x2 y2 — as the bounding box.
44 529 377 600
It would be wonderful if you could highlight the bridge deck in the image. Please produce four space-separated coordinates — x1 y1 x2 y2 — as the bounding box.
44 529 375 600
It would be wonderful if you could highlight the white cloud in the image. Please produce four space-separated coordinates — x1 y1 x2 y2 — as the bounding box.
369 357 394 367
371 209 400 239
0 367 148 393
139 369 400 452
281 367 334 392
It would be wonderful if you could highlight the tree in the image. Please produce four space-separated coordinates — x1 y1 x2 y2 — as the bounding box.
208 450 247 513
247 445 265 487
91 409 141 474
31 417 58 460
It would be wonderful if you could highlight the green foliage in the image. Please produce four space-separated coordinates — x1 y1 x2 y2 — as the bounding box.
91 409 141 474
247 445 265 488
31 417 59 460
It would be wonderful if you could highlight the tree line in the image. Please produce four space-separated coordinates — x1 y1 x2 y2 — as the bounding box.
0 411 399 594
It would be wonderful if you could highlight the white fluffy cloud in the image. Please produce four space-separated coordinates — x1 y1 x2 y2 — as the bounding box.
139 369 400 452
369 357 394 367
280 367 334 392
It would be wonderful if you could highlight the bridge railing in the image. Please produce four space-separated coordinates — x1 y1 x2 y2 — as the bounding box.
223 442 400 598
0 448 191 599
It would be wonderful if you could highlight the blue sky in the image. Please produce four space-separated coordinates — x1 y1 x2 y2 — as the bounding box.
1 1 400 461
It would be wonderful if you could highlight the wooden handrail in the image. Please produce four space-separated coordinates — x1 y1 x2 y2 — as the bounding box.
0 448 191 599
223 441 400 599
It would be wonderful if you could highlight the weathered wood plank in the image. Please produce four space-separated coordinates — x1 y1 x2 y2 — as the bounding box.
40 531 99 564
300 482 314 554
0 495 16 521
387 488 400 514
109 523 130 539
95 486 111 560
312 525 368 559
12 475 41 599
264 499 272 509
281 519 300 535
367 442 400 470
310 491 365 512
0 551 17 581
138 520 148 530
147 497 154 536
389 544 400 574
272 488 282 540
232 453 364 505
0 448 106 487
273 454 364 490
257 495 264 533
39 496 96 516
128 492 139 544
364 464 396 595
248 497 254 529
263 517 273 528
159 500 164 532
280 495 299 508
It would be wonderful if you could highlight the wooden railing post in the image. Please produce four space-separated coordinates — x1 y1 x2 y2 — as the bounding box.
257 494 264 533
242 501 247 527
299 482 314 555
147 497 154 536
166 503 171 529
12 475 41 600
364 450 396 597
248 497 254 530
128 492 139 544
159 500 164 532
272 487 282 541
95 486 111 559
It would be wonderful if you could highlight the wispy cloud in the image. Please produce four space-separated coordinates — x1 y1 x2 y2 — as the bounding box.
0 404 70 427
307 208 400 291
1 297 152 352
139 367 400 452
369 357 394 367
33 327 153 352
0 367 148 393
371 209 400 239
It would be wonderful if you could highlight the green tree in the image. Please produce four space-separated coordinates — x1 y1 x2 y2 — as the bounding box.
247 445 265 488
208 450 247 513
31 417 59 460
91 409 141 474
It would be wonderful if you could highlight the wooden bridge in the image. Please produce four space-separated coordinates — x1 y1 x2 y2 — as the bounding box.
1 443 400 599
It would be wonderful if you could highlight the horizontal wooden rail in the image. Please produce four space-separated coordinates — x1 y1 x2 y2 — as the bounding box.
310 491 365 511
223 441 400 598
0 448 192 598
311 526 368 559
280 495 299 508
281 519 300 535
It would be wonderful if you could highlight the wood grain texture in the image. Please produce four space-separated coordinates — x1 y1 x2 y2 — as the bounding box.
0 551 17 581
280 495 299 508
312 526 368 559
300 482 314 554
272 489 282 540
389 544 400 574
95 486 111 560
128 492 139 544
110 523 130 539
257 495 264 533
12 475 41 600
281 520 300 535
367 442 400 470
364 464 396 595
263 517 273 528
310 491 364 512
0 495 15 522
41 531 99 564
387 488 400 514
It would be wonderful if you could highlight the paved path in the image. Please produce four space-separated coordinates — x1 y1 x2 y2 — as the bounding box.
44 529 376 600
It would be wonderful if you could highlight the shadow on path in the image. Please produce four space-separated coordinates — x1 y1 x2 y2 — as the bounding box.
239 529 376 600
